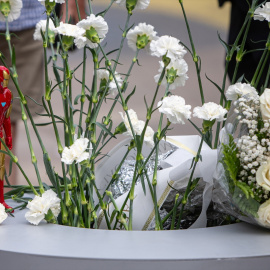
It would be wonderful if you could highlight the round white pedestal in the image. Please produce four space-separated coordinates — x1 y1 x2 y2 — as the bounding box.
1 208 270 270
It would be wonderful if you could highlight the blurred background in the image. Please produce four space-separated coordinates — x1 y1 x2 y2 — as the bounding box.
14 0 231 185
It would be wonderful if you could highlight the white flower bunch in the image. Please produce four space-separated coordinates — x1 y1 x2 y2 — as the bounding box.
97 69 123 96
126 23 157 51
120 109 154 148
75 14 108 49
254 2 270 22
226 83 258 101
193 102 227 122
0 203 8 224
150 35 187 61
154 59 188 90
157 95 191 124
25 190 61 225
33 19 57 41
0 0 22 22
61 136 91 165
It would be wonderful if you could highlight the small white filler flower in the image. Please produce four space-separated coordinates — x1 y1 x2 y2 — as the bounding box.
193 102 227 122
0 203 8 224
157 95 191 124
225 83 258 101
150 35 187 61
0 0 22 22
254 2 270 22
75 14 108 49
126 23 157 51
25 190 61 226
33 19 57 42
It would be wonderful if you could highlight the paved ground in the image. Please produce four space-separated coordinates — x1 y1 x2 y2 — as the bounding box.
14 1 231 185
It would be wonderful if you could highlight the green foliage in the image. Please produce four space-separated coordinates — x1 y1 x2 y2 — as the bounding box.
232 187 259 218
221 134 240 191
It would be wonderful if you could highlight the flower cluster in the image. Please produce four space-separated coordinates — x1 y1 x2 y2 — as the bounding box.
25 190 61 225
220 83 270 228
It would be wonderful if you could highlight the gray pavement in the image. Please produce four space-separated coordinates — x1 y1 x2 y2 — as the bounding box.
15 5 229 185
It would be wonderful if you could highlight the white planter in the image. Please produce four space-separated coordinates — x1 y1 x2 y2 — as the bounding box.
1 208 270 270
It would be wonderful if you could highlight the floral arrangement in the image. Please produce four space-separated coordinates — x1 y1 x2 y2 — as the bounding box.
0 0 269 230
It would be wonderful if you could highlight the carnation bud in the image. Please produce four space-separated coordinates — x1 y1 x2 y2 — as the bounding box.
44 0 56 15
126 0 138 14
0 1 10 17
114 122 127 135
85 27 100 44
136 34 149 50
166 67 177 85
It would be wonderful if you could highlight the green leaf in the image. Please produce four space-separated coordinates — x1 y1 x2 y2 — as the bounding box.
217 32 231 54
43 153 57 189
205 74 227 102
96 122 116 138
125 86 136 104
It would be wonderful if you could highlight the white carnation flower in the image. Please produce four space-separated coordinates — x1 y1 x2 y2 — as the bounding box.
225 83 258 101
150 35 187 61
254 3 270 22
25 190 60 226
61 136 91 164
97 69 123 96
120 109 154 148
126 23 157 52
56 22 85 38
75 14 108 49
115 0 150 10
0 0 22 22
33 19 57 41
0 203 8 224
193 102 227 122
157 95 191 124
154 59 188 90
